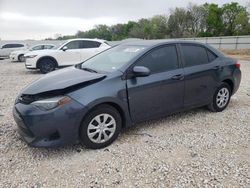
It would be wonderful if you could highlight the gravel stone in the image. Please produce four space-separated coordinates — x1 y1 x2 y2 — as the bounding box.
0 59 250 187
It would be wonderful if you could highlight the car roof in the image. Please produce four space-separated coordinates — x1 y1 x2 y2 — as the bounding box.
121 39 208 47
2 43 27 45
119 39 224 57
66 38 106 43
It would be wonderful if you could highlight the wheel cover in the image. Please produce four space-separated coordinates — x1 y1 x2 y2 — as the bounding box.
87 113 116 144
216 87 230 108
20 55 25 62
42 62 54 72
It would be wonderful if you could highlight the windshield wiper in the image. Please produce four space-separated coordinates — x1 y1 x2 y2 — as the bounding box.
81 67 98 73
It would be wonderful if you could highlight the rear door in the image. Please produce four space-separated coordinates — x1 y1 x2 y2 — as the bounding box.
126 45 185 123
180 43 219 107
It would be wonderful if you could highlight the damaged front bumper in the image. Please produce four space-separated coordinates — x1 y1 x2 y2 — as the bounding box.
13 96 88 147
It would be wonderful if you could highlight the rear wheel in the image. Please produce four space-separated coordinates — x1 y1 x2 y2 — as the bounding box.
18 54 25 62
208 83 231 112
38 58 56 74
80 105 122 149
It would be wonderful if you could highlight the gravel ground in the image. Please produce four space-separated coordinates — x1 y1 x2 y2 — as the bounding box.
0 59 250 188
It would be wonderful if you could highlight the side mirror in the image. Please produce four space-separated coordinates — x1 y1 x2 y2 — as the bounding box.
62 46 68 51
132 66 150 77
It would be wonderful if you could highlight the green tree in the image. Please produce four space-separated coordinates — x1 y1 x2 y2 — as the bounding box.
167 8 189 38
150 15 168 39
110 24 127 40
187 3 207 36
54 2 250 41
129 18 152 39
203 3 224 36
222 2 249 35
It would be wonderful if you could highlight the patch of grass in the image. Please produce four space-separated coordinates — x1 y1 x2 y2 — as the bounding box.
221 49 250 55
221 49 250 61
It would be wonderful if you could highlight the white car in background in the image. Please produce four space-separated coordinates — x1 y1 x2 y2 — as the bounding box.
0 43 27 59
24 38 111 73
10 44 55 62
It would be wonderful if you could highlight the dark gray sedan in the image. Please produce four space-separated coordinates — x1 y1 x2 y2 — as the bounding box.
13 40 241 149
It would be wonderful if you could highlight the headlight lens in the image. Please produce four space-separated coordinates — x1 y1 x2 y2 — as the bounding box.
25 55 37 58
31 96 71 111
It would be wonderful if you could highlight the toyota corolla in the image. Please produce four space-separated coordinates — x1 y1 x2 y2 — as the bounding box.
13 40 241 149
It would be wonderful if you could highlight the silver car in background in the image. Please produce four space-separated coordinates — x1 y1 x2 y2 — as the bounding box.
0 43 27 59
9 44 55 62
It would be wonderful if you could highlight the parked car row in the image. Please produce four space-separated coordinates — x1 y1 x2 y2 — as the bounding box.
9 44 55 62
0 43 55 61
0 38 111 74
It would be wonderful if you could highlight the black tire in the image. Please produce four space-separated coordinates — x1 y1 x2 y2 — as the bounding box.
80 104 122 149
208 82 232 112
18 54 25 62
38 58 56 74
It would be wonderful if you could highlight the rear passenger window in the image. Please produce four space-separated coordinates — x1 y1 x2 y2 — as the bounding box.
13 44 24 48
136 45 179 74
81 41 101 48
44 45 54 49
207 50 217 62
181 44 208 67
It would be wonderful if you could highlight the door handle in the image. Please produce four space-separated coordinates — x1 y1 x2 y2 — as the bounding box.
171 74 184 80
213 66 222 70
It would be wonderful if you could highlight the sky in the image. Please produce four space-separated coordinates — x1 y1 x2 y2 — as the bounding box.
0 0 249 40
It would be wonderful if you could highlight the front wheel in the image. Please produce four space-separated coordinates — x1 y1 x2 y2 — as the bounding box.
208 83 231 112
18 54 25 62
38 58 56 74
80 105 122 149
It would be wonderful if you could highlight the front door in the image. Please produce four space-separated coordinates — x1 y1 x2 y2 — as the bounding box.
126 45 185 123
79 41 108 62
58 40 82 66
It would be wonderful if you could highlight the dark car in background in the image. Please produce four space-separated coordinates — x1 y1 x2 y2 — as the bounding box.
13 40 241 149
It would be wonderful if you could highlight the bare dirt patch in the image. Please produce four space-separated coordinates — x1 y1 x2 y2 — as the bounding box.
222 49 250 60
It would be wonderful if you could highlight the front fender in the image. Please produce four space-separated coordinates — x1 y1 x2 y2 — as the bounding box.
86 96 132 127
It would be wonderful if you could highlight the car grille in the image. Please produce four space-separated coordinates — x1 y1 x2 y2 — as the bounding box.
13 108 34 137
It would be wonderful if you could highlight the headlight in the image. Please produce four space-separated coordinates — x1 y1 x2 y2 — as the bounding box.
31 96 71 111
25 55 37 58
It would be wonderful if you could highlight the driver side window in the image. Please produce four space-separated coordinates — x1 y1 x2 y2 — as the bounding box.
64 41 81 50
32 45 43 51
136 45 179 74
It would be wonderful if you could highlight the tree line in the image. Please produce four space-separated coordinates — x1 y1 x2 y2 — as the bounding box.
51 2 250 41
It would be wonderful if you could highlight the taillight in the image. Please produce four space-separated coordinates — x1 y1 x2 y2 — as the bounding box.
235 61 240 69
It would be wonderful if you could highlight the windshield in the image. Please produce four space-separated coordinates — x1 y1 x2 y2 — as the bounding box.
80 45 146 73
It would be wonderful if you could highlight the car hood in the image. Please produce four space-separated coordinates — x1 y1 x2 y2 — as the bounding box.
24 49 57 57
21 66 106 95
